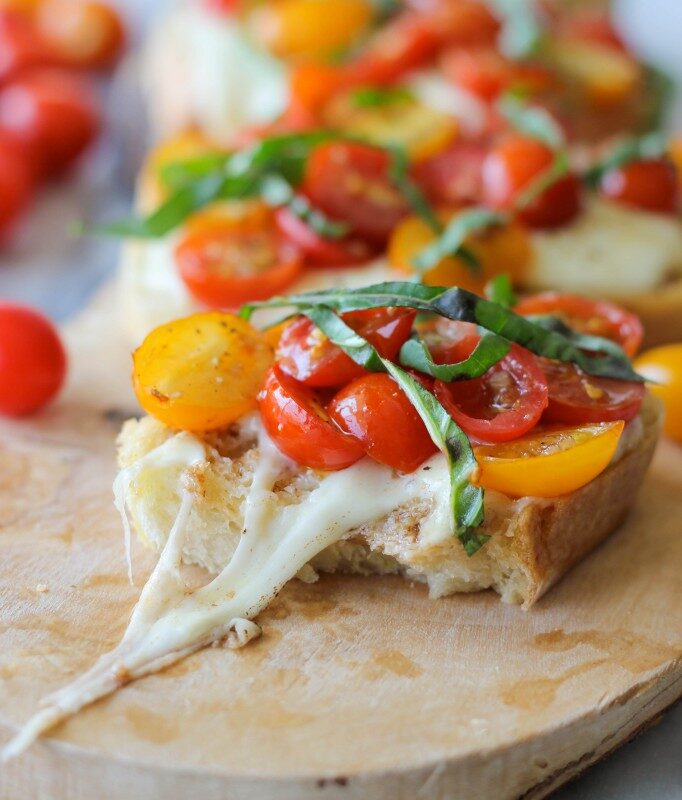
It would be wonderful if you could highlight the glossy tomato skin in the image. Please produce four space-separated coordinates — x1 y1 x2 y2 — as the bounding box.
175 213 303 308
259 366 365 471
434 341 549 443
541 360 645 424
0 133 33 236
482 135 582 229
634 344 682 441
0 304 66 416
303 141 411 244
273 206 374 267
515 292 643 357
328 373 437 472
276 308 416 388
0 67 99 177
412 139 486 205
599 158 678 215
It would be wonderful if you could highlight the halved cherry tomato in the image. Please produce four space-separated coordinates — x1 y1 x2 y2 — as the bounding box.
541 360 645 424
133 312 273 431
0 133 33 236
276 307 416 388
434 340 548 442
259 366 364 471
388 211 531 293
37 0 125 69
328 372 437 472
273 206 374 267
442 46 514 102
175 208 303 308
0 67 99 177
412 139 487 205
634 344 682 442
515 292 643 358
0 304 66 416
0 11 61 82
322 90 457 162
482 134 582 229
474 420 624 498
405 0 500 47
599 158 678 215
303 141 411 244
249 0 372 61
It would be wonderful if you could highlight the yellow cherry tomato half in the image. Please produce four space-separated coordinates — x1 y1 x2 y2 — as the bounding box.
133 313 273 432
388 211 531 293
473 421 624 498
249 0 373 61
322 90 458 162
634 344 682 442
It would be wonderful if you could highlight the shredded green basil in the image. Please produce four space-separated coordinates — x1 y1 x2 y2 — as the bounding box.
498 93 565 149
485 274 517 308
399 333 511 380
351 86 414 108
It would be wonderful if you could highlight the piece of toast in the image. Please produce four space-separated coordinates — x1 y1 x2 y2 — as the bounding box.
117 394 662 608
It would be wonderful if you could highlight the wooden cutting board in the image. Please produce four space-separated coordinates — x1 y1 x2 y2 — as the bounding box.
0 288 681 800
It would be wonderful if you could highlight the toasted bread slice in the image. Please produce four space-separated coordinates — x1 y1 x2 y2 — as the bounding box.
117 394 661 608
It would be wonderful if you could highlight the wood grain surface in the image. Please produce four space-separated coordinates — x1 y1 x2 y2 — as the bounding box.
0 288 680 800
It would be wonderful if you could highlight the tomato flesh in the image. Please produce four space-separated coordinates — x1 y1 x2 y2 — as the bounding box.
328 373 437 472
435 341 549 442
515 292 643 357
259 366 365 471
175 210 303 308
541 360 644 424
277 307 416 388
0 133 33 235
599 158 678 215
412 139 486 205
303 141 411 244
0 304 66 416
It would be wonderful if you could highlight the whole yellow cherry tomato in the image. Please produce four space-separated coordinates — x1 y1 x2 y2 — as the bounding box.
249 0 373 61
388 211 531 294
634 344 682 442
322 90 458 162
474 421 624 498
133 313 273 432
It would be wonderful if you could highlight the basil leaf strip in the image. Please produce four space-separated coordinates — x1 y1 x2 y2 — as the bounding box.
583 132 666 189
242 281 644 382
413 209 505 273
498 93 565 149
387 145 441 233
399 333 510 381
301 305 486 554
485 274 517 308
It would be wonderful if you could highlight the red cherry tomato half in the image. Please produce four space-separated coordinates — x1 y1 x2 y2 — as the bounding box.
328 372 437 472
442 46 513 102
273 206 374 268
599 158 678 215
412 139 486 205
258 366 364 471
514 292 643 357
541 360 645 424
0 304 67 416
405 0 501 46
434 340 548 442
0 11 62 83
303 141 412 244
175 212 303 309
482 135 582 229
0 67 99 177
276 307 416 388
0 133 33 236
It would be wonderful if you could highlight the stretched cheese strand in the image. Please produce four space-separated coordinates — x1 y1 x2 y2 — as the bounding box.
2 428 447 760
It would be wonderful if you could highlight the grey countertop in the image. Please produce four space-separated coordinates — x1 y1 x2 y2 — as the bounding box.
0 1 680 797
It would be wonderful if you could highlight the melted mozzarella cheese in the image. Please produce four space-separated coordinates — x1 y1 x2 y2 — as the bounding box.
2 427 450 759
528 199 682 296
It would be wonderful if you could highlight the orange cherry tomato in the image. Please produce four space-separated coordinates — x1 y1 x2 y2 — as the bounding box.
276 308 416 388
303 141 411 244
249 0 372 61
482 134 582 229
599 158 678 215
259 366 365 471
634 344 682 442
0 304 66 416
541 360 645 425
0 67 99 177
175 207 303 308
474 420 624 498
37 0 125 70
0 0 41 15
133 312 273 432
515 292 643 357
328 373 437 472
0 132 33 236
